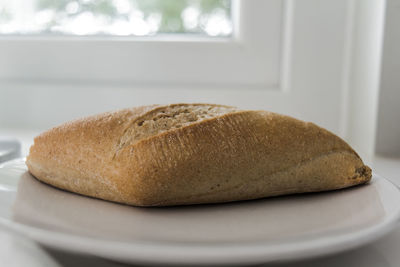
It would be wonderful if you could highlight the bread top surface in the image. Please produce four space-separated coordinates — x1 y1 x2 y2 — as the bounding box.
27 104 240 166
27 103 358 169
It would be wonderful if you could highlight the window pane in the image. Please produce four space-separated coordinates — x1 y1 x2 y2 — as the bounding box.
0 0 232 37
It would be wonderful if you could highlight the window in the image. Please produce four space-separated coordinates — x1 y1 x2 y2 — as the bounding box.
0 1 283 90
0 0 232 37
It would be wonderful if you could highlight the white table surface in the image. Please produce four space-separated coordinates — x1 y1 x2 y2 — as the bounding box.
1 128 400 267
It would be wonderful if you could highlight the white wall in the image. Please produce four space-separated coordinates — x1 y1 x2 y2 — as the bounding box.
376 0 400 156
344 0 386 161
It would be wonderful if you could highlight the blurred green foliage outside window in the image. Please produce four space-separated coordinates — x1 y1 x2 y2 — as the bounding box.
0 0 232 36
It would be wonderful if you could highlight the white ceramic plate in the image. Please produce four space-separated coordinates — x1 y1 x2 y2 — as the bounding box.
1 158 400 265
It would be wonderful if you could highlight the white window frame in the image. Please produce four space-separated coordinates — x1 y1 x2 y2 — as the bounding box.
0 0 287 90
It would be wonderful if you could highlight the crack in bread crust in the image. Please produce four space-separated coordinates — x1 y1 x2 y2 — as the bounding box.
114 104 238 157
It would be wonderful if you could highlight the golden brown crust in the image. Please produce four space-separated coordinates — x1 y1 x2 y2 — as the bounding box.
26 104 372 206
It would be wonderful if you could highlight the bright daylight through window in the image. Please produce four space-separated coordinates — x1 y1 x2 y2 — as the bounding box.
0 0 232 37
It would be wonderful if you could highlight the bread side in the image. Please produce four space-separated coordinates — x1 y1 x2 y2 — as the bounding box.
113 110 371 205
26 104 371 206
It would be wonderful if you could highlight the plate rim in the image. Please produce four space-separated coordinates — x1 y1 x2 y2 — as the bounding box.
1 160 400 265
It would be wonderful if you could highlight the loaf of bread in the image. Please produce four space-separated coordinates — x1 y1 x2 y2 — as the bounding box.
26 104 371 206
